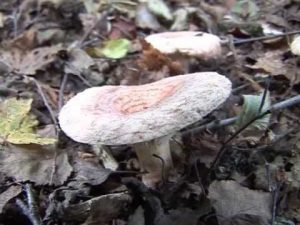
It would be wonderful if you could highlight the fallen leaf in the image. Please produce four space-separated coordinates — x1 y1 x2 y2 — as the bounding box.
0 98 57 145
0 45 62 75
73 157 111 186
101 38 131 59
128 206 145 225
64 48 95 75
63 193 132 224
258 155 300 190
248 50 287 76
247 50 300 84
109 18 136 40
222 214 268 225
0 144 72 185
171 8 189 31
9 28 37 51
110 0 137 18
0 185 22 213
135 3 161 30
147 0 173 21
208 180 272 224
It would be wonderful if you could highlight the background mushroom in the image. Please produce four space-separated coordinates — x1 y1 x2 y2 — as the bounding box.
143 31 222 74
59 72 231 187
145 31 222 59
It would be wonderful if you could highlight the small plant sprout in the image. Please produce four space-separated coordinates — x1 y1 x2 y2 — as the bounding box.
59 72 231 187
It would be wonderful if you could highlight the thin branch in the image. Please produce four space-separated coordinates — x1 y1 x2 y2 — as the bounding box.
258 76 271 113
58 73 68 111
16 184 42 225
182 94 300 136
224 30 300 45
31 77 60 135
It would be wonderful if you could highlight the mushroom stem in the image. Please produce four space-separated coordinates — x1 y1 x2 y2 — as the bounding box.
132 135 173 187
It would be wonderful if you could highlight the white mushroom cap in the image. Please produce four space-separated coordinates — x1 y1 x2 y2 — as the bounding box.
145 31 222 59
291 36 300 56
59 72 231 145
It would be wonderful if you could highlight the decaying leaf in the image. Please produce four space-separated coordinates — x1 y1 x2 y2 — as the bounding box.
64 48 95 75
147 0 173 21
0 98 57 145
0 45 62 75
208 180 272 224
222 214 269 225
171 8 189 31
73 156 111 186
101 38 131 59
255 155 300 190
247 50 300 84
135 3 161 30
248 50 287 76
0 185 22 213
0 144 72 185
63 193 132 224
236 91 271 131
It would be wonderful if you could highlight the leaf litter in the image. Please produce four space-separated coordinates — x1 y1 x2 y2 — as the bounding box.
0 0 299 224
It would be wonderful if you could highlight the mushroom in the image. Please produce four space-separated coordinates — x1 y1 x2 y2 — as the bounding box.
145 31 222 60
59 72 231 187
291 36 300 56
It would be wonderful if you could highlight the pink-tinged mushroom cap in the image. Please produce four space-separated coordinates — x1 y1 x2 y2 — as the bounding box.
59 72 231 145
145 31 222 59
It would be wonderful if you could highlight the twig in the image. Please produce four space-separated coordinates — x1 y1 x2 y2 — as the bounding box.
208 76 271 172
271 182 281 225
31 77 60 135
258 76 271 113
182 94 300 136
58 73 68 111
229 30 300 45
16 184 42 225
208 108 270 173
194 159 207 195
76 12 108 48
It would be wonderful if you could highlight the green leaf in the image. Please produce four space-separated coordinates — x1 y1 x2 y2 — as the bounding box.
236 91 271 131
101 39 131 59
0 98 57 145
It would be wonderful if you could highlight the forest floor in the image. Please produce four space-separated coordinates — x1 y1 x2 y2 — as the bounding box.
0 0 300 225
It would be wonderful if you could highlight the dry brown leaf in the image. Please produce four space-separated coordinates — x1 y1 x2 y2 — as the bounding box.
248 50 287 75
9 28 37 51
63 193 132 224
208 180 272 224
73 157 111 186
222 214 268 225
0 45 63 75
64 48 95 75
248 50 300 83
0 144 72 185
